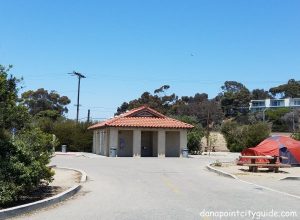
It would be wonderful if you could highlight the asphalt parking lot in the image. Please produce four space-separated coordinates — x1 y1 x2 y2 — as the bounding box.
14 154 300 220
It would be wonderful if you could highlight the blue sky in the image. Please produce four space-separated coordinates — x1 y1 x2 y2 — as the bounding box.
1 0 299 120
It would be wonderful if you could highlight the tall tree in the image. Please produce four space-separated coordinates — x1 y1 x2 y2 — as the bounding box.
21 88 71 119
0 65 54 206
0 65 30 138
251 89 273 100
269 79 300 98
220 81 251 117
116 85 177 115
154 85 170 95
172 95 223 127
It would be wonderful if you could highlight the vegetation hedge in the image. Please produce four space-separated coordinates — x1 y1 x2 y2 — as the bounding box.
291 132 300 141
53 120 93 152
221 121 271 152
0 128 54 206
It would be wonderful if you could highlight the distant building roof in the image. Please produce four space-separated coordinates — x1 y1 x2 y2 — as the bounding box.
88 106 194 130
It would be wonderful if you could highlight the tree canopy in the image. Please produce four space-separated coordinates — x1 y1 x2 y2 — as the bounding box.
0 65 30 138
114 79 300 133
269 79 300 98
116 85 178 115
0 65 54 206
251 89 272 100
116 86 224 128
21 88 71 119
220 81 251 117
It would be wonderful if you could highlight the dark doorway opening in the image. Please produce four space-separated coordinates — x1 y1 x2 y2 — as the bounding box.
141 131 154 157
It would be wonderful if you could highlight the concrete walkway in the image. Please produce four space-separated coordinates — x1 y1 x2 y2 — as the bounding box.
50 168 80 190
13 154 300 220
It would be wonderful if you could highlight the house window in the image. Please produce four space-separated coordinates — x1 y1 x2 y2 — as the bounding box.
252 101 265 107
294 100 300 106
271 100 284 107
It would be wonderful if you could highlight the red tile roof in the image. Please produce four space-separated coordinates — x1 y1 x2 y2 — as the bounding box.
88 106 194 130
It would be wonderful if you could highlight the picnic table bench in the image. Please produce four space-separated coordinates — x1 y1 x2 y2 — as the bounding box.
239 155 291 173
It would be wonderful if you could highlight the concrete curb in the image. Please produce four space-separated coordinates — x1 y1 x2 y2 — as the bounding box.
280 176 300 181
206 163 238 179
55 152 81 156
0 166 87 219
206 163 300 200
57 166 87 182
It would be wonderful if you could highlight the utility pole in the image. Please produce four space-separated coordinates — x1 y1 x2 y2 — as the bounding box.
68 71 86 122
206 107 211 156
87 109 90 123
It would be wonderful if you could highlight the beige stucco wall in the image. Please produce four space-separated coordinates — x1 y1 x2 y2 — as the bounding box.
92 129 109 156
165 131 180 157
92 127 188 157
157 129 166 157
108 127 118 156
92 130 96 154
133 129 141 157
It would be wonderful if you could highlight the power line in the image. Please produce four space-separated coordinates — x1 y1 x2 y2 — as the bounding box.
80 106 116 110
18 72 289 85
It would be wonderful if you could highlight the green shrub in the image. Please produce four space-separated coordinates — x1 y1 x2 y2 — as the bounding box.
0 128 54 206
221 121 270 152
265 108 291 132
291 132 300 141
242 122 271 148
187 130 203 152
53 120 93 152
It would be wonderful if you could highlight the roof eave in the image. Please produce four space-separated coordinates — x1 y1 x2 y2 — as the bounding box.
89 124 194 130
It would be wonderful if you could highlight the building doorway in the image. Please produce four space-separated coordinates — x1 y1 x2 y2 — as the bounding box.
118 130 133 157
141 131 158 157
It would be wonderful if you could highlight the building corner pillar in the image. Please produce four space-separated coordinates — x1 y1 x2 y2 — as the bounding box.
158 129 166 157
133 129 141 157
109 127 118 156
180 129 188 157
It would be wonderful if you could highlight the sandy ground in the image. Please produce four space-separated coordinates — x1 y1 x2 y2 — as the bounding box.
271 132 292 137
50 168 81 190
216 162 300 197
201 132 229 152
218 162 300 180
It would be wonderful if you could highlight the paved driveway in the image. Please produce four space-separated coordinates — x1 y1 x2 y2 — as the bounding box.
14 154 300 220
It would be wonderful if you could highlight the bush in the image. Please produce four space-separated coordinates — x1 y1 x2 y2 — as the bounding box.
242 122 271 149
265 108 291 132
187 130 203 152
0 65 54 206
0 128 54 206
221 121 270 152
53 120 93 152
291 132 300 141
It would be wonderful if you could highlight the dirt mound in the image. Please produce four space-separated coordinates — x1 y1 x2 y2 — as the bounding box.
201 132 229 152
